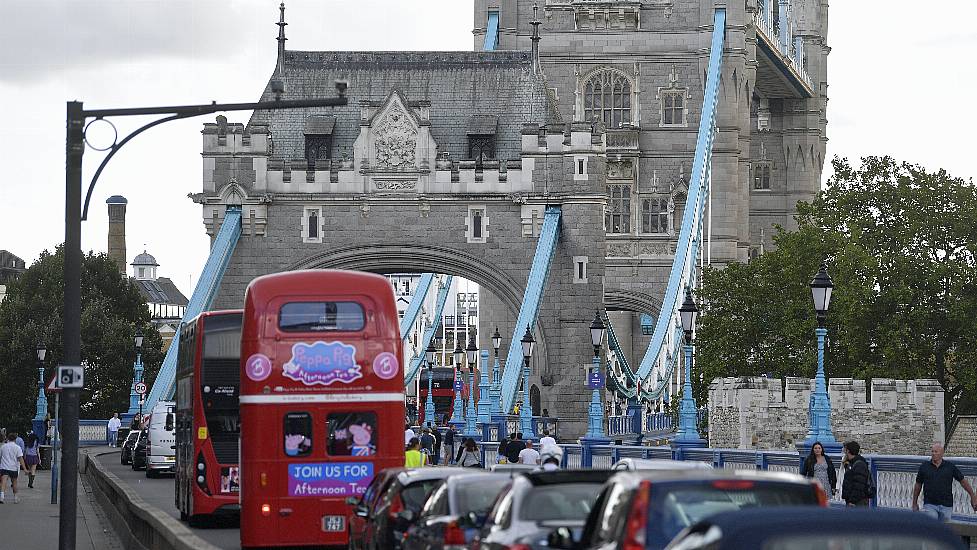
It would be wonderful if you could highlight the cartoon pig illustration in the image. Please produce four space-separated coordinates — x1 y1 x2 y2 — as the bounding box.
285 434 309 456
349 423 375 456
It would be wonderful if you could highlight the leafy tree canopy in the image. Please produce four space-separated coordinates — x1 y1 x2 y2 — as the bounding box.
0 246 164 428
695 156 977 425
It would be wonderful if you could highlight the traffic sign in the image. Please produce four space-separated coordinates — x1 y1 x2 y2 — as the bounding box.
46 375 62 394
58 365 85 388
134 382 147 395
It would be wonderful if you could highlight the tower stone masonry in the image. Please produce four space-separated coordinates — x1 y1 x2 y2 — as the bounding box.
106 195 128 274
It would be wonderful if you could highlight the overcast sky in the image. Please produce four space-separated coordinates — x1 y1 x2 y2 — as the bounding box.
1 1 974 296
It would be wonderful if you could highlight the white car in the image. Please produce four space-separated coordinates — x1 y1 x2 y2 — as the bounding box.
611 457 714 471
145 401 176 478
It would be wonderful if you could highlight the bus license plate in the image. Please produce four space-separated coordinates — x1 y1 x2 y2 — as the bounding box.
322 515 345 532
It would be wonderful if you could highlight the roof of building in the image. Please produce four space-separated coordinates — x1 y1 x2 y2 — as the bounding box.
105 195 128 205
246 50 558 172
134 277 189 306
131 251 159 267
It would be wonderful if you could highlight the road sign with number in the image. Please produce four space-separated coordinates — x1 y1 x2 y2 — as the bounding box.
134 382 147 395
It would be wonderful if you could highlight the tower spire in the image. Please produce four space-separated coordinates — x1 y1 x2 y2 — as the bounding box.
530 2 542 75
276 2 288 75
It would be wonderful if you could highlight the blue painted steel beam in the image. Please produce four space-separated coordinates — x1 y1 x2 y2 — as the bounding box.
399 273 435 341
404 275 454 386
484 11 500 51
144 207 243 409
635 9 726 383
603 312 633 381
499 206 561 413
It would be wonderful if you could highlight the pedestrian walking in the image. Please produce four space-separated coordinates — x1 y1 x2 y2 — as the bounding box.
14 432 24 454
539 430 556 450
800 441 837 497
443 423 457 465
419 427 435 463
405 437 427 468
431 423 443 466
912 442 977 521
506 432 526 464
841 441 874 506
23 433 40 488
404 423 416 446
455 438 482 468
107 413 122 447
0 432 28 503
129 414 142 432
518 440 540 465
497 433 512 464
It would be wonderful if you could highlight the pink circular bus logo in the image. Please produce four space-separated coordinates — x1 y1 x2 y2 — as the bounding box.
373 352 399 380
245 353 273 382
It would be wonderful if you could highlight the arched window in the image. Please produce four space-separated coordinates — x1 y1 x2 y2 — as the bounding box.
584 71 632 128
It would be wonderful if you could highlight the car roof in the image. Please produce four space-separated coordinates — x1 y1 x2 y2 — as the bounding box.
614 458 713 470
448 472 511 487
522 469 617 486
396 467 471 484
611 468 810 485
686 507 964 548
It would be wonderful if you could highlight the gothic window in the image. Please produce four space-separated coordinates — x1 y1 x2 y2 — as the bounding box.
573 256 589 284
641 197 669 234
467 206 488 243
303 207 322 243
305 135 332 169
468 135 496 166
660 91 686 127
584 71 633 128
605 184 632 233
753 163 772 190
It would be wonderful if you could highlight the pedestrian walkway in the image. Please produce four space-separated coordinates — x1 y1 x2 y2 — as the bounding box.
0 448 121 550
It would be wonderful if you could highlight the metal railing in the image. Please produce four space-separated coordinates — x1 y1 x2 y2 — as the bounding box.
752 8 813 89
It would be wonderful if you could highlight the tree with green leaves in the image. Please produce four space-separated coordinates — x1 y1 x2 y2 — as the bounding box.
695 156 977 426
0 246 164 428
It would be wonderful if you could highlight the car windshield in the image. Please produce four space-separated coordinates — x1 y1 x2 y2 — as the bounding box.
519 483 604 522
648 481 817 547
764 534 956 550
454 478 511 516
401 480 444 512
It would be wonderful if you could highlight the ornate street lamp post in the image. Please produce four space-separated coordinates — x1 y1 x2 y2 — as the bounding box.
673 290 705 447
584 312 607 439
424 340 437 426
465 335 480 437
33 343 48 438
519 326 536 439
126 329 145 421
803 262 839 451
490 327 503 418
451 340 465 428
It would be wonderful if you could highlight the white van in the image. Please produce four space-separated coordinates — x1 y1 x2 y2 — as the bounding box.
145 401 176 478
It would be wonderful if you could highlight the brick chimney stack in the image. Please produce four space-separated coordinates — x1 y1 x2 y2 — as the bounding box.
106 195 128 274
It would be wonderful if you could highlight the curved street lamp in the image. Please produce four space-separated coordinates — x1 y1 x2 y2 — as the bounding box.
519 326 536 438
584 312 607 440
490 327 503 417
804 262 838 449
674 290 704 446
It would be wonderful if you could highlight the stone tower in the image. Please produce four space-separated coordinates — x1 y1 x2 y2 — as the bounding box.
106 195 128 273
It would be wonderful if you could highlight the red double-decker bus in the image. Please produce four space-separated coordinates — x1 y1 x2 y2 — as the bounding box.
174 309 243 525
239 270 405 548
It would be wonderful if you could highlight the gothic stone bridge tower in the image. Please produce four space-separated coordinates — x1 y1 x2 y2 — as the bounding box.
474 0 829 384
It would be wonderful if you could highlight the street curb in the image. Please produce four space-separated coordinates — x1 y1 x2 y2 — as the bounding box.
82 450 223 550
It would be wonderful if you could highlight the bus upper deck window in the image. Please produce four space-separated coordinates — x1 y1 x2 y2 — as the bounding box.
283 412 313 457
279 302 366 332
327 412 378 457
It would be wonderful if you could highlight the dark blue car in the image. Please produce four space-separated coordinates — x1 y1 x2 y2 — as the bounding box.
665 507 966 550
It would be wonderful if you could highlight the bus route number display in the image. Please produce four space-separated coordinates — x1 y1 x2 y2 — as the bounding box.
287 462 374 497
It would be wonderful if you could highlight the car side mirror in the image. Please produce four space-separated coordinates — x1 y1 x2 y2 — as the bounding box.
396 510 415 523
547 526 578 550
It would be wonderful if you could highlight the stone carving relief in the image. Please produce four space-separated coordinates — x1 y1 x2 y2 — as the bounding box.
374 180 416 191
638 242 673 256
374 105 417 169
607 159 635 180
607 242 634 257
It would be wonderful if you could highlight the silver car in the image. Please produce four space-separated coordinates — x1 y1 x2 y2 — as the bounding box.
611 458 714 471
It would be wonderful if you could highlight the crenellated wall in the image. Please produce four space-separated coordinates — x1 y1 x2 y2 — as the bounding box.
708 377 945 456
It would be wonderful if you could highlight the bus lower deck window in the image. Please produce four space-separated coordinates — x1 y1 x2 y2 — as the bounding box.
327 412 378 457
279 301 366 332
284 412 313 456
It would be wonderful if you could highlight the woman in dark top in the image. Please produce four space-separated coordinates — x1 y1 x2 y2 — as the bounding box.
800 441 837 496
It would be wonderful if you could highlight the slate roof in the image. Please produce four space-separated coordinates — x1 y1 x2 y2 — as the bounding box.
132 251 159 266
134 277 189 306
248 50 557 173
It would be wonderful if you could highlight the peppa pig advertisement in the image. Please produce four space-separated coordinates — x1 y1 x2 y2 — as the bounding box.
282 341 363 386
287 462 374 497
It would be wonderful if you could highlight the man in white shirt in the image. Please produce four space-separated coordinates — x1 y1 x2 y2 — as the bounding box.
405 423 416 446
539 431 557 450
107 413 122 447
518 439 541 465
0 432 27 503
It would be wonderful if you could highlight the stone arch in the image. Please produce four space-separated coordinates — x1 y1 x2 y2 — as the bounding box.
604 289 662 318
287 243 552 380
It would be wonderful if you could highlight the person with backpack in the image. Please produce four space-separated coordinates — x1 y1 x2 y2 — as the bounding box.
455 438 481 468
419 427 435 462
841 441 874 506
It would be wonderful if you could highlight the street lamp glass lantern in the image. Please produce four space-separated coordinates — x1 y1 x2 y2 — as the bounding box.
679 289 698 334
453 341 464 367
590 311 606 354
134 329 144 350
810 262 834 314
425 340 437 365
521 326 535 360
491 327 502 354
36 342 46 362
466 335 478 366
